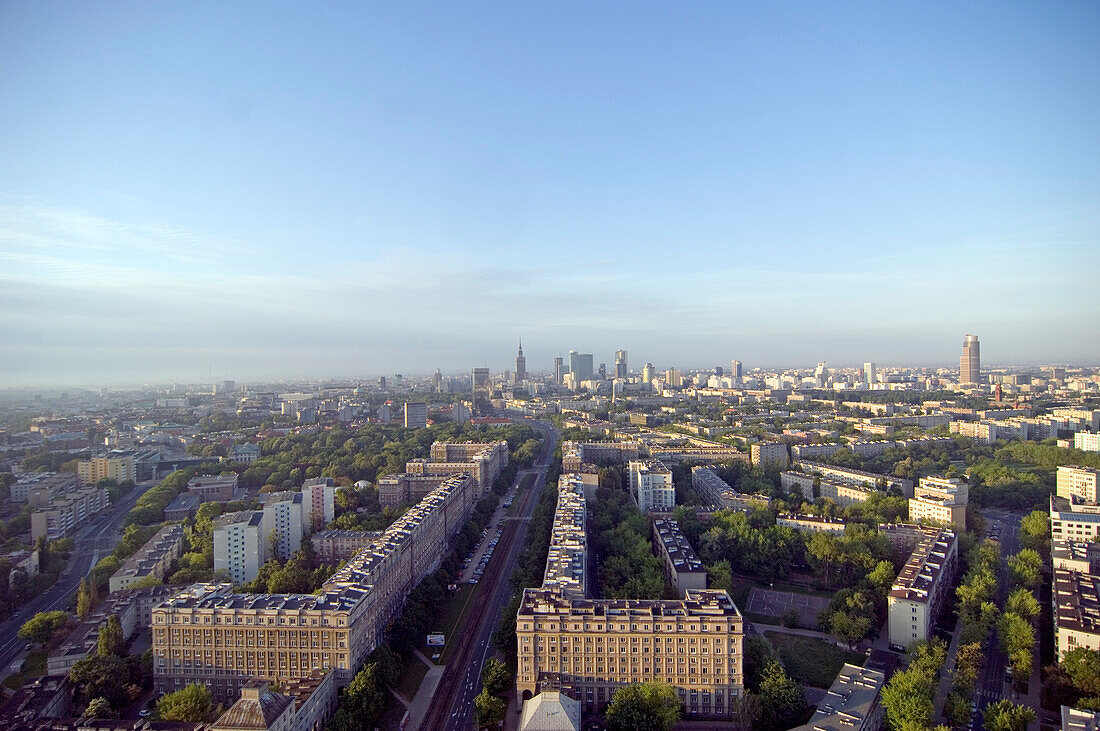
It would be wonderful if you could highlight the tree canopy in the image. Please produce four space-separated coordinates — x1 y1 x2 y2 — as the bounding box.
604 681 682 731
155 682 215 722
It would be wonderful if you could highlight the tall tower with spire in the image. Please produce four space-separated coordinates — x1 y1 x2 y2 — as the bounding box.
514 340 526 385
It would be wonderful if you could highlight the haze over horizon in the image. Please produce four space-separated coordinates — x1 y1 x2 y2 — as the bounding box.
2 2 1098 386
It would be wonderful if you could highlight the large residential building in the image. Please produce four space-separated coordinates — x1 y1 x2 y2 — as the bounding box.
403 402 427 429
109 524 185 593
516 473 743 719
791 663 885 731
1076 433 1100 454
750 441 789 468
1054 540 1100 661
302 477 337 530
30 486 109 541
959 334 980 384
886 526 958 648
11 472 80 503
908 476 969 527
561 441 641 472
775 514 849 535
187 474 240 503
1051 495 1100 543
1058 466 1100 504
377 472 451 509
310 530 382 564
260 491 305 562
77 453 135 486
789 461 913 497
153 473 477 703
690 466 768 513
652 519 707 597
214 511 267 585
404 440 508 499
629 460 675 512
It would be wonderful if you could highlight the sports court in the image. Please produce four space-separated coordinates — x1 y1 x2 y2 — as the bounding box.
745 587 831 627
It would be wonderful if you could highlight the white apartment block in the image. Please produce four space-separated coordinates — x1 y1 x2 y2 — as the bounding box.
1075 433 1100 453
30 486 110 542
1051 495 1100 543
887 527 958 648
629 460 675 512
1058 466 1100 504
908 476 969 527
691 466 768 513
261 491 305 562
1055 562 1100 660
750 441 789 468
790 461 913 497
302 477 336 530
214 511 267 585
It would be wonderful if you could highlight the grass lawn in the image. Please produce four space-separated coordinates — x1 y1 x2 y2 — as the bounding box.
395 656 429 700
2 650 47 691
424 583 483 664
764 632 863 689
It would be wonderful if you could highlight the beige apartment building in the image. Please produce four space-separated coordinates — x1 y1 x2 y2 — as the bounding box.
560 441 641 472
908 476 969 527
30 485 109 541
109 523 185 593
77 454 135 486
1058 466 1100 504
886 526 958 648
750 441 789 468
404 440 508 498
309 529 382 564
153 472 477 703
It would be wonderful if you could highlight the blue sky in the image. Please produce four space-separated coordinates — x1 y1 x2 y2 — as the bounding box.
1 2 1098 385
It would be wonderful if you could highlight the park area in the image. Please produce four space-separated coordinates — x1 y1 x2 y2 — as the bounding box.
763 631 865 689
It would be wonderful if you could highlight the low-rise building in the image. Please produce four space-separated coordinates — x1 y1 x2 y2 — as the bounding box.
790 461 913 497
629 460 675 513
776 514 849 535
0 675 72 725
109 524 185 593
164 492 203 521
652 519 707 597
519 691 581 731
187 474 240 503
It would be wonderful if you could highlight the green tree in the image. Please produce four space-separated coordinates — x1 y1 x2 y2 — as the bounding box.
604 681 682 731
831 611 872 649
83 697 115 719
480 657 510 697
474 688 506 729
998 611 1034 677
76 578 93 620
1007 549 1043 589
156 682 215 722
1062 648 1100 696
706 560 733 592
1018 510 1050 552
96 614 124 657
757 659 807 731
982 699 1036 731
69 654 131 708
1005 587 1040 621
18 610 68 645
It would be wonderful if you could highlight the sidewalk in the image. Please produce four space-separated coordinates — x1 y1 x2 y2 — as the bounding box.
933 620 965 725
405 649 445 731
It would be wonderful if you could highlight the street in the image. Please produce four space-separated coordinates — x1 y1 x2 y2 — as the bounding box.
973 510 1022 728
421 418 559 731
0 479 158 677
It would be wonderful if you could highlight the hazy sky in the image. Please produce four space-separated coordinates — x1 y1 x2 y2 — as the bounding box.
2 2 1098 385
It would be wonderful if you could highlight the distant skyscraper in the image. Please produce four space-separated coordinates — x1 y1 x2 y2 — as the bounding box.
731 360 742 379
471 368 491 413
432 369 443 392
568 350 594 382
642 363 656 383
554 356 565 384
863 362 876 386
404 402 427 429
378 375 386 391
615 350 628 379
598 363 606 380
514 341 526 385
960 334 980 384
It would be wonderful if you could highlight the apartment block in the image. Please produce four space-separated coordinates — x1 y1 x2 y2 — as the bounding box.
1076 433 1100 454
791 663 885 731
750 441 789 468
404 440 508 498
775 514 849 535
1055 563 1100 659
1050 495 1100 542
887 526 958 648
516 589 743 718
1058 466 1100 504
154 473 477 703
629 460 675 513
649 444 749 465
214 511 267 585
302 477 336 529
652 519 707 597
560 442 641 472
30 486 109 542
11 472 80 503
187 474 240 503
690 466 769 513
310 529 382 564
109 523 185 593
77 453 135 486
542 475 589 599
260 491 305 562
403 401 427 429
908 476 968 527
790 461 913 497
377 473 450 509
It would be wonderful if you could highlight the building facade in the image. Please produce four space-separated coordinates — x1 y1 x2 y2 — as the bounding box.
960 334 981 384
77 454 135 486
629 460 675 513
886 526 958 648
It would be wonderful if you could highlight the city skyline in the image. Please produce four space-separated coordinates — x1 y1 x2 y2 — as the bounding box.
2 2 1099 385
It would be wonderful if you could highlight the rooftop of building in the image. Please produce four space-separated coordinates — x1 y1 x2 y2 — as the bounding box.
519 587 742 618
888 527 957 604
652 519 706 575
793 663 885 731
212 682 292 730
1055 567 1100 636
214 510 263 529
110 524 183 581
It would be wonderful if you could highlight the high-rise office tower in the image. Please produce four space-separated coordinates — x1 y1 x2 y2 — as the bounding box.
960 334 980 384
568 350 594 382
471 368 491 413
598 363 606 380
642 363 656 383
731 360 742 379
863 362 876 386
554 356 565 384
615 350 628 379
514 341 526 385
432 369 443 392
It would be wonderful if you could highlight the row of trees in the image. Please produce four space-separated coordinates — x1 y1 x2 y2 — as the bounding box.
880 639 947 730
590 487 674 599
